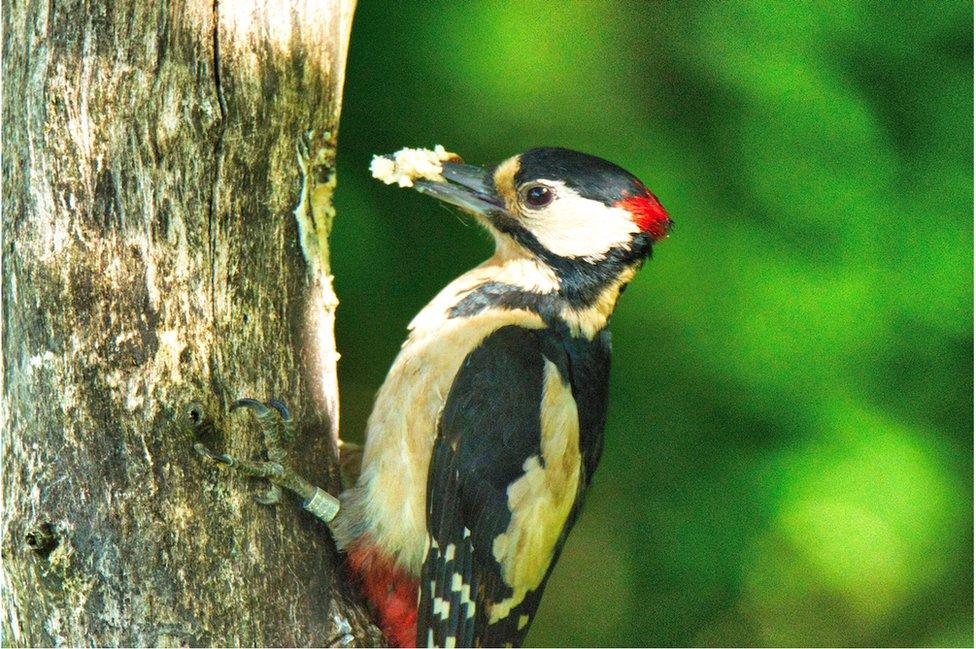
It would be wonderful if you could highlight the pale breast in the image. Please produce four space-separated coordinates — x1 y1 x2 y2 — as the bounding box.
358 304 546 574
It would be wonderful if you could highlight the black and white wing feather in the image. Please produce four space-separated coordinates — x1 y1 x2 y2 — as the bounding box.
417 325 610 648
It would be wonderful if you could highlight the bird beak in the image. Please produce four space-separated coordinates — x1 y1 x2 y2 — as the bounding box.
413 163 503 216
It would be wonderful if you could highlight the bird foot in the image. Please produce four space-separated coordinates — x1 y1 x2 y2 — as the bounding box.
194 398 340 524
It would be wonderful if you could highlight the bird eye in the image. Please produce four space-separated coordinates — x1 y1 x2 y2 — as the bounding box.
521 184 554 209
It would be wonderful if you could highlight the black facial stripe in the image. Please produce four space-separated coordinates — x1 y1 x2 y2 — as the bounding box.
486 212 651 305
514 147 647 205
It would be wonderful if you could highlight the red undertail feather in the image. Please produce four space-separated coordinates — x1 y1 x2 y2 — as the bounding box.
346 537 419 648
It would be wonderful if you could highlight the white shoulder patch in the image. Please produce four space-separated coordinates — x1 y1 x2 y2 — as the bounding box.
489 360 582 622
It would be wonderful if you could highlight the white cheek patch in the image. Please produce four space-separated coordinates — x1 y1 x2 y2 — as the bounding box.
519 181 640 261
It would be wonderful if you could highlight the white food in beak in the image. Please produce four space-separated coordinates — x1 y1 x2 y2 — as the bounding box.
369 145 458 188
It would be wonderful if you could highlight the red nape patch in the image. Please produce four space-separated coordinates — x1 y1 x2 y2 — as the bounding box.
616 193 672 241
346 537 419 648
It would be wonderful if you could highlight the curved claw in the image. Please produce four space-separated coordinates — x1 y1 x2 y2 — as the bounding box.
231 398 271 416
266 399 291 421
195 442 232 465
267 399 296 442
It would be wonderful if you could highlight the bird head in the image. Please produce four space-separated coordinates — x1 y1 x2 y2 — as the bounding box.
413 147 671 281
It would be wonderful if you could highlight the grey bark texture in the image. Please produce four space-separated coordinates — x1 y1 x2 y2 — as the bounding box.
1 0 383 645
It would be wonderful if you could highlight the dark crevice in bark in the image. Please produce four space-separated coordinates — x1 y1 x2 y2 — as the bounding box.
209 0 227 327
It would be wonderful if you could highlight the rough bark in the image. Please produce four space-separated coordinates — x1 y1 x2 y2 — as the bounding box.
1 0 382 645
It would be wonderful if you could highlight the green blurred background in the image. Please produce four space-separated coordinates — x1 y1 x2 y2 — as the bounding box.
330 2 973 646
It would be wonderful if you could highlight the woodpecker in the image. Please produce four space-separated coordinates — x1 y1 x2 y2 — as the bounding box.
330 147 672 647
195 146 671 648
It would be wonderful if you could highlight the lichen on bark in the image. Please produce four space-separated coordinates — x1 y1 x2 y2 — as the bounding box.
1 0 380 645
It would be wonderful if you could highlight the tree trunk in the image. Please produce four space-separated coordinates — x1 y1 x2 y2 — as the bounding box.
1 0 382 645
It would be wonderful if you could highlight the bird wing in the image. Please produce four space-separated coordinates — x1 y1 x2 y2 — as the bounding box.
417 324 608 648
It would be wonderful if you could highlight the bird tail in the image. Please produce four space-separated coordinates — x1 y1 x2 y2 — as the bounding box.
345 535 419 648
